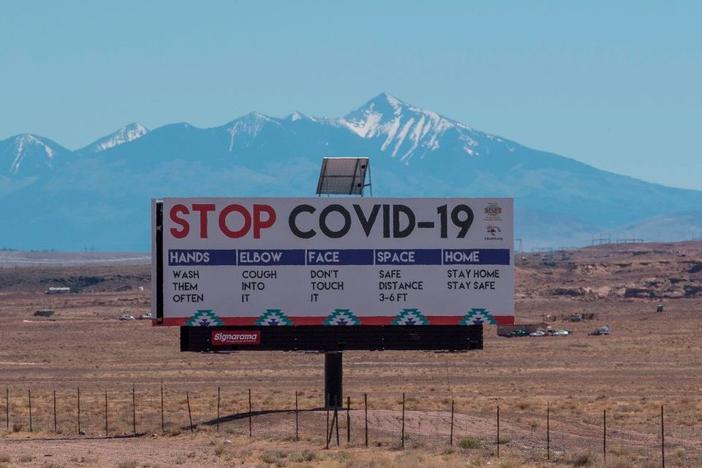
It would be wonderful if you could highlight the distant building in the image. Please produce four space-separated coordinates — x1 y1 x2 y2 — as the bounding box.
34 309 55 317
46 286 71 294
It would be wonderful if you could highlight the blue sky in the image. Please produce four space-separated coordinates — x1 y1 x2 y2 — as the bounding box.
1 1 701 189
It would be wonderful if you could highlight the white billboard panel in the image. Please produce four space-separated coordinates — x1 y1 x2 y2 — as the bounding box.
153 198 514 326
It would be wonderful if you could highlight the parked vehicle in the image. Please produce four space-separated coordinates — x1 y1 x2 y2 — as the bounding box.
589 325 610 336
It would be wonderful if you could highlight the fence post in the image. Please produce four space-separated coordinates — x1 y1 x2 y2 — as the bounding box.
248 388 252 437
496 404 500 458
547 403 550 461
295 391 299 441
77 387 81 435
104 391 108 437
401 392 405 449
186 391 194 433
132 385 136 435
325 407 330 449
346 396 351 444
216 386 221 432
661 405 665 468
449 399 454 446
326 408 339 448
5 387 8 431
364 393 368 447
603 409 607 464
28 389 32 433
53 390 57 433
160 382 165 433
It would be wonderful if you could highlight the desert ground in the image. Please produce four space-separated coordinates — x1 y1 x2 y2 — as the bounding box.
1 243 702 467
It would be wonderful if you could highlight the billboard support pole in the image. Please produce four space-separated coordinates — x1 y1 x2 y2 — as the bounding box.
324 352 343 409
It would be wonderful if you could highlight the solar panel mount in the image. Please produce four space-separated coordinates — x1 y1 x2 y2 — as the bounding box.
316 157 372 196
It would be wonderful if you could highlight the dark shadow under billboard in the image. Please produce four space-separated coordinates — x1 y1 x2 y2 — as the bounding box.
181 325 483 352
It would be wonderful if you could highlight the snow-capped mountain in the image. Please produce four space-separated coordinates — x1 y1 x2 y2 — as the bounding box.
82 123 149 153
1 92 701 250
224 112 282 153
0 134 68 176
338 93 504 162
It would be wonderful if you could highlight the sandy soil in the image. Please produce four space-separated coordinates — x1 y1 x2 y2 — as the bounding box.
1 242 702 467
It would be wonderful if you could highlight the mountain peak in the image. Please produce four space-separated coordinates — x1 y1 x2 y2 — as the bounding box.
338 93 480 161
347 92 406 120
242 111 275 122
224 112 281 153
0 133 65 176
83 123 149 153
286 111 317 122
374 92 405 106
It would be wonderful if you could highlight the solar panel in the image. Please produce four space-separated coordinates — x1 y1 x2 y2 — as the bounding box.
316 157 370 196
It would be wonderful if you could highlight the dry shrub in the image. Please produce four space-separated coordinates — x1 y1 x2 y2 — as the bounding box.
214 441 225 457
567 450 595 466
673 447 686 464
515 401 531 411
458 437 481 449
260 449 288 466
605 456 638 468
288 450 315 463
497 458 521 468
116 461 137 468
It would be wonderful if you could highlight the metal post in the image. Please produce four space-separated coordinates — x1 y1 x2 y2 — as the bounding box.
248 388 252 437
28 389 32 433
364 393 368 447
53 390 57 433
325 407 330 449
401 392 405 448
104 391 108 437
449 399 454 446
496 404 500 458
132 385 136 435
295 391 299 441
324 352 343 409
186 391 193 433
326 408 339 448
547 403 550 460
661 405 665 468
160 382 165 433
216 386 221 432
346 396 351 444
603 409 607 464
77 387 81 435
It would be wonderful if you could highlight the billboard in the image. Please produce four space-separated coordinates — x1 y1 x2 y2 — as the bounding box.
152 197 513 328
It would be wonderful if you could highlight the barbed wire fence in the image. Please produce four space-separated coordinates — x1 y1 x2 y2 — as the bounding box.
1 382 701 466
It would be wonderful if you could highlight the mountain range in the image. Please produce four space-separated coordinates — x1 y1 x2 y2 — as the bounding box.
2 93 701 251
